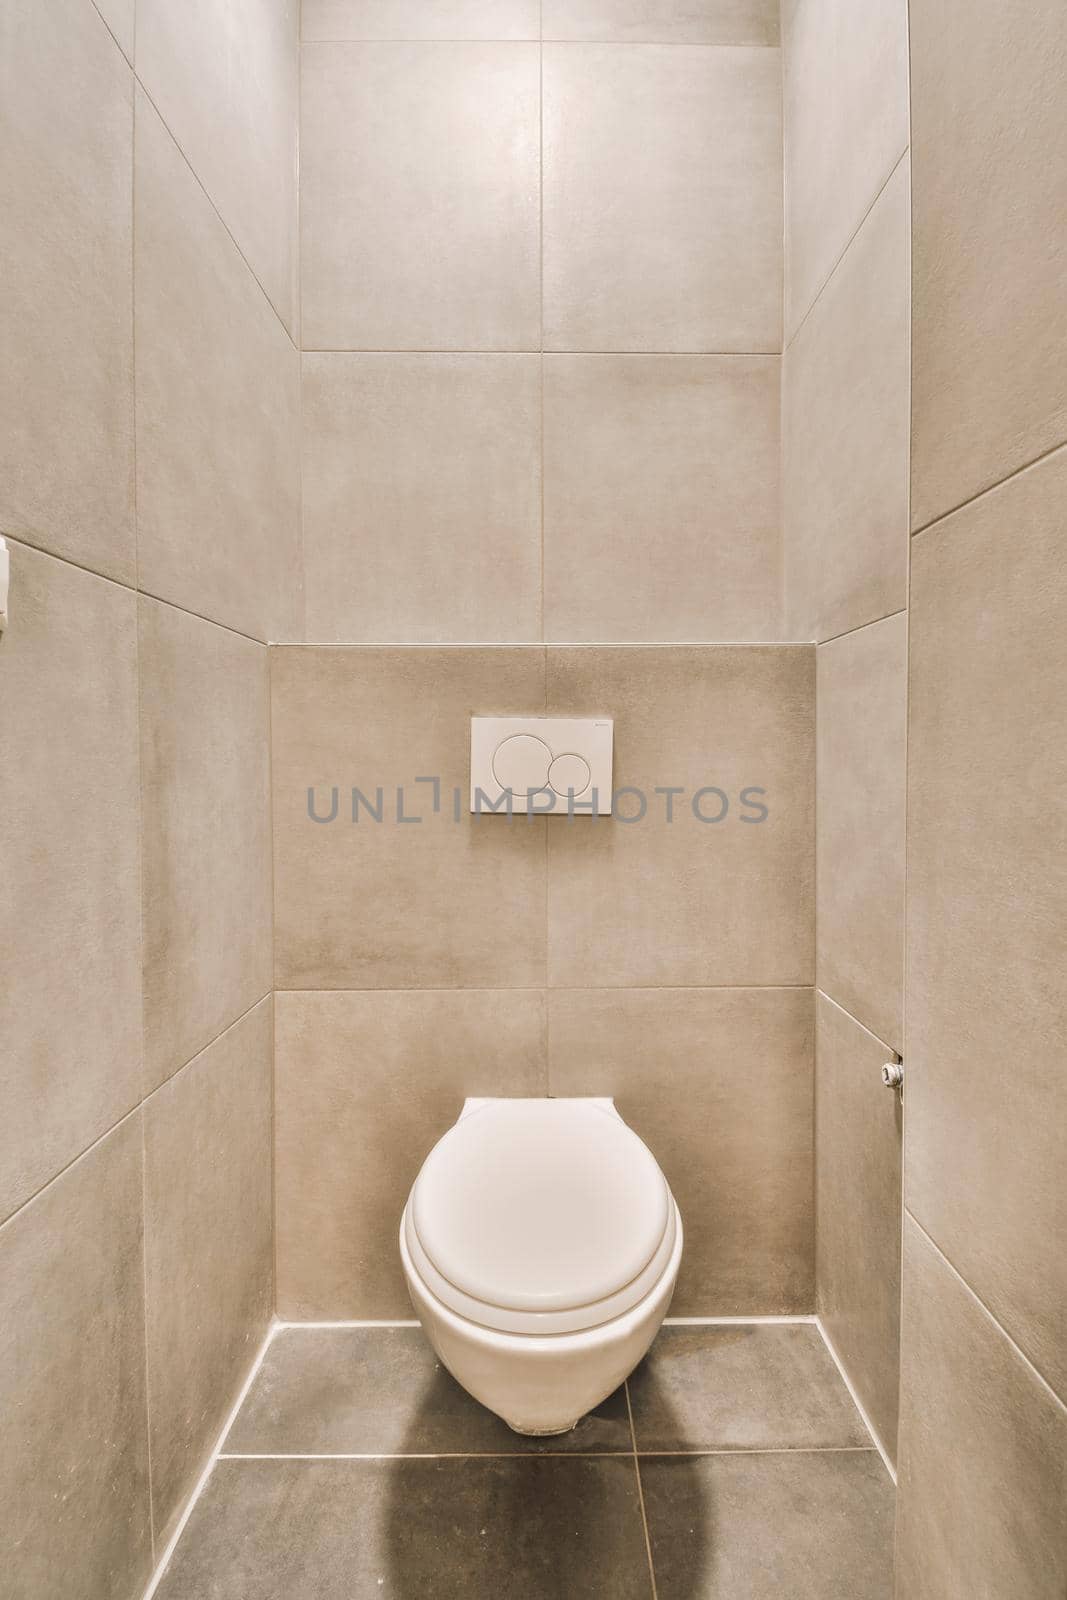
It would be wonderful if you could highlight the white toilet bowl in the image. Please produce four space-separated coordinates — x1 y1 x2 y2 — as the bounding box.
399 1097 683 1435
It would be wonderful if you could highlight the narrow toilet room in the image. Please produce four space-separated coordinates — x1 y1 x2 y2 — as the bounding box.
1 1 1065 1598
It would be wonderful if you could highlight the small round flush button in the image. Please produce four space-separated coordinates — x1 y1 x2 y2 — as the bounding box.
549 752 592 798
492 734 552 796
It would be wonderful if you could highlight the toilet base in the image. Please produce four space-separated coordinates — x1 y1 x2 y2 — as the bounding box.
505 1419 578 1437
400 1200 683 1436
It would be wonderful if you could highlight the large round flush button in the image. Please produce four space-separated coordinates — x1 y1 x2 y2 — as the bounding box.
549 752 592 798
492 734 552 796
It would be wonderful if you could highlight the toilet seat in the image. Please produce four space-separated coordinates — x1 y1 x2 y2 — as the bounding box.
404 1098 678 1336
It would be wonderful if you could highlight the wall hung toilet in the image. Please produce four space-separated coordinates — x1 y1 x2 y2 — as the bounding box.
399 1097 683 1435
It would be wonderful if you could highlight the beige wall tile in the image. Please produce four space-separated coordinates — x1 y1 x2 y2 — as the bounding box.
0 544 141 1222
816 613 906 1050
140 599 272 1091
783 159 909 642
895 1217 1067 1599
271 646 547 988
550 988 814 1314
302 354 540 642
543 1 779 43
782 0 908 338
302 1 539 37
910 0 1067 531
906 449 1067 1397
301 43 540 350
275 989 547 1316
815 994 901 1463
144 1000 273 1547
135 96 302 643
136 0 299 336
543 356 780 642
94 0 134 57
0 1116 151 1600
545 647 814 987
0 0 134 583
544 45 781 354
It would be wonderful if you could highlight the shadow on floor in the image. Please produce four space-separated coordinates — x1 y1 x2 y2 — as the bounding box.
378 1351 710 1599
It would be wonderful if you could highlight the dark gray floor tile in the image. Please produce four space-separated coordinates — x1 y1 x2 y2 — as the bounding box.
156 1457 654 1599
628 1324 872 1450
640 1451 894 1599
224 1326 632 1455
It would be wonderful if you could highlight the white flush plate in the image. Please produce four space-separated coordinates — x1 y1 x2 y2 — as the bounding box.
470 717 613 815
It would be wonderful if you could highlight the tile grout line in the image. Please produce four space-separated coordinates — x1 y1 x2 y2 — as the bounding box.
625 1381 660 1600
1 535 268 647
816 989 899 1062
213 1446 880 1461
269 985 817 996
905 1213 1067 1415
807 604 823 1387
131 60 154 1547
0 995 272 1242
272 1315 819 1329
268 640 818 648
89 0 132 64
538 0 545 646
814 607 907 651
138 1111 156 1566
275 1319 421 1329
910 435 1067 541
784 146 909 354
301 38 782 47
140 1319 280 1600
814 1317 896 1483
133 77 296 355
298 348 781 356
898 43 915 1517
664 1313 818 1325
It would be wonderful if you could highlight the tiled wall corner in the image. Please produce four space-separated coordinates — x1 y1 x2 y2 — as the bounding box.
782 0 909 342
135 0 299 338
544 647 814 988
0 1116 152 1600
271 645 548 990
0 0 135 583
298 8 784 646
815 995 902 1463
300 40 540 353
782 0 911 1461
270 643 815 1314
542 41 781 355
541 1 780 46
0 544 142 1225
896 0 1067 1578
816 613 906 1051
275 989 548 1318
302 354 541 643
139 597 273 1089
783 159 910 644
894 1219 1067 1599
0 2 297 1594
134 91 301 643
543 356 781 643
551 987 815 1314
908 0 1067 532
904 453 1067 1401
144 1001 274 1547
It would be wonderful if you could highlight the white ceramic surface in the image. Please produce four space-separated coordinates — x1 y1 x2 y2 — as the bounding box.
400 1097 683 1433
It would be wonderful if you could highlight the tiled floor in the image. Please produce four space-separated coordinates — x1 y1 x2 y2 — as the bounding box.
154 1322 895 1598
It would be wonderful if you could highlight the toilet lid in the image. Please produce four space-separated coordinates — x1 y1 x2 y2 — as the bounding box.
407 1099 674 1332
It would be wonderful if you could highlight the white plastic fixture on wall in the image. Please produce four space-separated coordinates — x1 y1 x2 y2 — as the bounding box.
470 716 613 815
